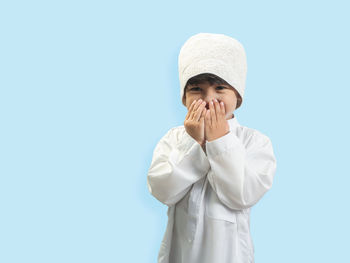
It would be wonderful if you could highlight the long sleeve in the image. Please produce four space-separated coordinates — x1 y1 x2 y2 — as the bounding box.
147 127 211 207
205 130 277 210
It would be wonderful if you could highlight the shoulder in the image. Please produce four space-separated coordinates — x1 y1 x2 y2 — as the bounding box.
237 124 273 150
153 125 192 154
164 125 187 144
157 125 185 144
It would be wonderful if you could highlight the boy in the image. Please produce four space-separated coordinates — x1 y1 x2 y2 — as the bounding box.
147 33 277 263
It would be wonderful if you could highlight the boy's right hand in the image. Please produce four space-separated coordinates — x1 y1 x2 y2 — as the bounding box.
184 99 207 146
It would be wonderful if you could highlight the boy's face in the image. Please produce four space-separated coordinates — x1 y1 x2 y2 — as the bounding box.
183 81 238 120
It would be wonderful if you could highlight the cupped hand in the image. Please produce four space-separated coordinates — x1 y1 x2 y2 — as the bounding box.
205 99 230 142
184 99 207 146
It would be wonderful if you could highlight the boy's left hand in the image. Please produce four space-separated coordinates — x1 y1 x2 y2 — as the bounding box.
205 99 230 142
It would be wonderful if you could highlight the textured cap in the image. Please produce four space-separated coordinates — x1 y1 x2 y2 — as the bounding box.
178 33 247 108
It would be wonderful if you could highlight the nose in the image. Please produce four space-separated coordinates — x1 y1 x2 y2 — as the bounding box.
204 102 210 110
204 98 217 109
201 88 220 109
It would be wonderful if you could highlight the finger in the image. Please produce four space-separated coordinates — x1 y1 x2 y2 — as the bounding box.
194 101 206 121
220 101 225 116
185 100 197 120
202 108 207 118
190 99 203 120
186 100 197 120
205 108 211 126
214 99 222 120
209 100 216 123
200 108 206 124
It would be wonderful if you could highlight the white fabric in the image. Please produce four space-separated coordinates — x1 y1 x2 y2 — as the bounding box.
178 33 247 105
147 117 277 263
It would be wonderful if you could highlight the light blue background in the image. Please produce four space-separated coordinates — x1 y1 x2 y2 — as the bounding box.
1 0 349 262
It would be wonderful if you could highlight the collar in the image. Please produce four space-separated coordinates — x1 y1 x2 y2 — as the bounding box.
227 113 240 131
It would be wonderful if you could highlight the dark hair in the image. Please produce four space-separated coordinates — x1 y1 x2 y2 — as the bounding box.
183 73 242 109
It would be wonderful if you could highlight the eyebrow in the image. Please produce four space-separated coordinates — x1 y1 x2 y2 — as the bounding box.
189 83 228 87
188 84 229 89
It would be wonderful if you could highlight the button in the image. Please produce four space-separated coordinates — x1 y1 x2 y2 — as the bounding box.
188 238 192 243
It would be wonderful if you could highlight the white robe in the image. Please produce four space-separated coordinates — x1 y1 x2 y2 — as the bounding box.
147 116 277 263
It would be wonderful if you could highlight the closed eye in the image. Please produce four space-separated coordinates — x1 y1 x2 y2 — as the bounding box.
189 87 201 91
189 86 226 91
216 86 225 90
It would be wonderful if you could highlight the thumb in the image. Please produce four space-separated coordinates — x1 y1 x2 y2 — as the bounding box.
200 115 205 124
201 109 207 122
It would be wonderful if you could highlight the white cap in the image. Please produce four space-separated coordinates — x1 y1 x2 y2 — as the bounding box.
178 33 247 108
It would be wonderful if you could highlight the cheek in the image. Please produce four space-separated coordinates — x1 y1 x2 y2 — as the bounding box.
220 100 235 111
187 100 195 109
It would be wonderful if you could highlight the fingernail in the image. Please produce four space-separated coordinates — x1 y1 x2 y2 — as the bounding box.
214 99 218 102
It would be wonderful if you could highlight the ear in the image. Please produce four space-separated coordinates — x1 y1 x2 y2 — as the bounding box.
230 86 242 109
235 94 242 109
